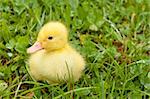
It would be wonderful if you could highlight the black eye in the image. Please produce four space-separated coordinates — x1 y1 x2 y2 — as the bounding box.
48 36 53 40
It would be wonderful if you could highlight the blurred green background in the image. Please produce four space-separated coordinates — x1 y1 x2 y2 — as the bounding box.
0 0 150 98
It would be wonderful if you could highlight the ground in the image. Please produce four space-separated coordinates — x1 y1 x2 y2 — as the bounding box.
0 0 150 98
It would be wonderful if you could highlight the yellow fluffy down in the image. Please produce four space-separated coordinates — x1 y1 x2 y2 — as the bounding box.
27 22 85 84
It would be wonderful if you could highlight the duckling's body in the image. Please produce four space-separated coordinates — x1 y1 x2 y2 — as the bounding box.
29 45 85 83
27 22 85 84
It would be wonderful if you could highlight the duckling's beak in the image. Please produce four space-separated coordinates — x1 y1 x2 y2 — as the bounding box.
27 42 43 54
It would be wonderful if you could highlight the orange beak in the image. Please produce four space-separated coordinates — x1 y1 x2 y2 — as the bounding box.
27 42 43 54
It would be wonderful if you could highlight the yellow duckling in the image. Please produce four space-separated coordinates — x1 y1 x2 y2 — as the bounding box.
27 21 85 84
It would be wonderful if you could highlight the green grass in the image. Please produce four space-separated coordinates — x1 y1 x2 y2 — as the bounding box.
0 0 150 98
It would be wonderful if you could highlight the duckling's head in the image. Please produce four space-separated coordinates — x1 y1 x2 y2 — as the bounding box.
27 22 68 53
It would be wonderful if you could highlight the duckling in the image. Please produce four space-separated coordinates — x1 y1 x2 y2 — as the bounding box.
27 22 85 84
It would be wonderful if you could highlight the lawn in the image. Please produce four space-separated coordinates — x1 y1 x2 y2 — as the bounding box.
0 0 150 98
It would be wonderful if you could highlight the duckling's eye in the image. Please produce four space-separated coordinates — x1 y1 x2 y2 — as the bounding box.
48 36 53 40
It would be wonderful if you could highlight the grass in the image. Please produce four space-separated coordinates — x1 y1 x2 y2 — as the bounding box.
0 0 150 98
